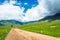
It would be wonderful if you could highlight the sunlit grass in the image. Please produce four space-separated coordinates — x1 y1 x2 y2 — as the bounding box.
0 20 60 40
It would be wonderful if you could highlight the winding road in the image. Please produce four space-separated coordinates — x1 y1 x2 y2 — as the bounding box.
5 28 60 40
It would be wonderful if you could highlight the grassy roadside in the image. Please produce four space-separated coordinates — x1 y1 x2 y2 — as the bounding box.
0 20 60 40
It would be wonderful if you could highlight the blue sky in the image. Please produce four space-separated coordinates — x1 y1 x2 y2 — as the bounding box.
0 0 40 22
0 0 59 22
0 0 38 13
15 0 38 13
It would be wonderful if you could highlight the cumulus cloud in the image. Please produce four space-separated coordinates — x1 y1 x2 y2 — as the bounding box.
21 0 51 22
22 0 60 22
0 0 24 21
0 0 60 22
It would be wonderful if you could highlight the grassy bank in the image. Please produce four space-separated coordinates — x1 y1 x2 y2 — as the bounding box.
0 20 60 40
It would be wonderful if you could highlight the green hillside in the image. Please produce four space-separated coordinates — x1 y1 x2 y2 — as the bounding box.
0 20 60 40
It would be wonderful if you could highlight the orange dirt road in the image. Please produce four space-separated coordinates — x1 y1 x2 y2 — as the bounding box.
5 28 60 40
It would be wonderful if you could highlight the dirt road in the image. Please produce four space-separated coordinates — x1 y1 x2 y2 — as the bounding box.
5 28 60 40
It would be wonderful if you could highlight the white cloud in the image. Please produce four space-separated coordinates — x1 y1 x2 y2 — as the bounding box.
0 1 24 21
0 0 60 22
21 0 49 22
21 0 60 22
24 3 28 5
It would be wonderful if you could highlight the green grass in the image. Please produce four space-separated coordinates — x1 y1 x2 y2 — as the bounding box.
0 20 60 40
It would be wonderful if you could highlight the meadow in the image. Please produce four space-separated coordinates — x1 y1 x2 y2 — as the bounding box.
0 20 60 40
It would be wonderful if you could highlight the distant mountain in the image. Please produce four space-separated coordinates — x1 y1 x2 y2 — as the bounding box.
0 20 36 26
0 20 24 26
0 13 60 26
40 13 60 22
0 23 4 26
